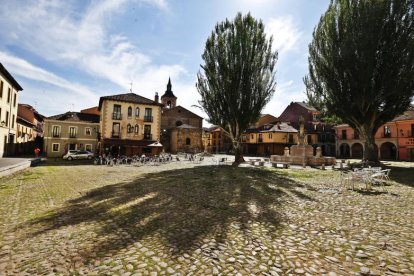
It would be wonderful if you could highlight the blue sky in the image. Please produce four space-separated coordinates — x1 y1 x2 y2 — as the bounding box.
0 0 330 123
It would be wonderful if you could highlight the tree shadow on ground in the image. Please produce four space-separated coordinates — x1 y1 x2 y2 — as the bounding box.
21 166 315 260
385 165 414 188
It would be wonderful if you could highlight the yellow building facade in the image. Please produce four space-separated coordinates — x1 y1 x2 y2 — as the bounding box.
0 63 23 157
98 93 163 156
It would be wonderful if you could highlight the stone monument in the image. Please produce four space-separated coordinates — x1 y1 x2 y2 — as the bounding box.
270 116 336 166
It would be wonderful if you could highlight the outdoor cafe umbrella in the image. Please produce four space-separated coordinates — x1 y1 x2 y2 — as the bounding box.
147 141 163 154
147 141 163 147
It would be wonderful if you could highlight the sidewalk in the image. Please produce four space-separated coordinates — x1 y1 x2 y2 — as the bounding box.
0 157 40 178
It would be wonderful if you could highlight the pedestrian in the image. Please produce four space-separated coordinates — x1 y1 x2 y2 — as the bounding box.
34 147 40 158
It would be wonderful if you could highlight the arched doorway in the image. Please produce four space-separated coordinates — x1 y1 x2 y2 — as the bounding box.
351 143 363 159
339 143 350 158
380 142 397 160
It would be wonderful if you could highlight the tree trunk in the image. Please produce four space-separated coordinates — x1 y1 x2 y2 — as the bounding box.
232 141 245 166
363 130 378 163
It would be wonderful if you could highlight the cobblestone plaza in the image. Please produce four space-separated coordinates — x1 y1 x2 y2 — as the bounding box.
0 159 413 275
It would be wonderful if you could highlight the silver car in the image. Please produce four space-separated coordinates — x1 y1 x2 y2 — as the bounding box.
63 150 94 160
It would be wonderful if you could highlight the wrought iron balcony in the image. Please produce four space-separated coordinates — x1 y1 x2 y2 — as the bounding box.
69 134 77 138
144 116 153 122
112 113 122 120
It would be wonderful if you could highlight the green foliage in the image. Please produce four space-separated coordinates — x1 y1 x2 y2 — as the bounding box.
305 0 414 160
196 13 278 151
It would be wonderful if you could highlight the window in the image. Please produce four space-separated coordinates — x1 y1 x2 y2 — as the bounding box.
354 130 359 139
384 125 391 137
251 134 254 139
5 111 9 127
341 130 347 139
0 108 2 121
12 115 15 128
411 124 414 137
85 144 92 152
128 106 132 118
113 104 122 120
307 135 312 144
85 127 91 135
69 143 76 150
144 125 151 139
176 120 182 126
186 138 191 145
127 123 132 133
7 88 10 103
258 134 263 142
0 80 3 98
52 126 60 137
134 124 139 133
144 108 153 122
112 123 120 137
167 101 171 108
52 143 60 152
288 134 294 143
242 135 246 142
69 127 77 138
268 133 272 139
13 93 16 107
135 107 140 118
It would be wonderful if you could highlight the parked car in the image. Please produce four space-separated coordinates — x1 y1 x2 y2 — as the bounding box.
63 150 94 160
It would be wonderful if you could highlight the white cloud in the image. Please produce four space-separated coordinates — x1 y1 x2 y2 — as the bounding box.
0 0 176 92
263 80 306 118
266 16 302 54
0 52 98 104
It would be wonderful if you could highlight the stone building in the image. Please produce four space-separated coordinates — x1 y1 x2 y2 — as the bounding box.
160 78 203 153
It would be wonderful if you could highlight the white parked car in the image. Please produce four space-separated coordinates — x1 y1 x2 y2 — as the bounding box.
63 150 94 160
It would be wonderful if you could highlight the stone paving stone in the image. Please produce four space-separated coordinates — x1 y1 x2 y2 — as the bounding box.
0 160 413 275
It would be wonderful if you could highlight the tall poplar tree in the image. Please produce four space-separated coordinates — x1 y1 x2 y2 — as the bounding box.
305 0 414 161
196 13 278 165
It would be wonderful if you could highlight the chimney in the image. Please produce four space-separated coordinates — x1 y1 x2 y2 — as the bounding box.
154 92 159 103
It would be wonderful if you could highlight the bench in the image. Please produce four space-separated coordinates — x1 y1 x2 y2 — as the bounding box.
271 161 290 169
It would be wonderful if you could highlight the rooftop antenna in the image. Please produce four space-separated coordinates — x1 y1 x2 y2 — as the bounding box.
129 81 133 93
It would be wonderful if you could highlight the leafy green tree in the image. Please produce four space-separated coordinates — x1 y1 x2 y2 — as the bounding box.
196 13 278 165
305 0 414 162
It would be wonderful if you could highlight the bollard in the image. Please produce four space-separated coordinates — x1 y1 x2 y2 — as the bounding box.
321 163 325 170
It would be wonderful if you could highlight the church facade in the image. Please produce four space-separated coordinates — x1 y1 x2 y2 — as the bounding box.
160 78 203 153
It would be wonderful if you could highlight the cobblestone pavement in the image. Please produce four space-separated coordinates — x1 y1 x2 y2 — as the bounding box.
0 159 413 275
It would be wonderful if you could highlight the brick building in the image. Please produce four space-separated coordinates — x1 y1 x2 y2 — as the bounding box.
279 102 336 156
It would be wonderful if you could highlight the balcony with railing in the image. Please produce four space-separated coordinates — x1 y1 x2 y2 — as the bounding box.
144 116 153 122
144 133 152 140
112 131 120 138
258 138 263 143
381 132 392 138
112 113 122 120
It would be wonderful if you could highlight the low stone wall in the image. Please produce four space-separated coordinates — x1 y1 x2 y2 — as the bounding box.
270 155 336 166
